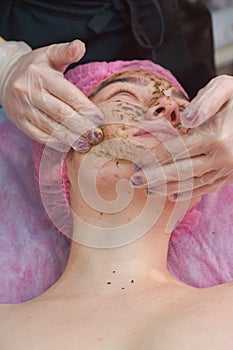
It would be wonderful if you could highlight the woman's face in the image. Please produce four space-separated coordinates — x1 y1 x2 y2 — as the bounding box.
67 71 190 193
89 70 189 128
66 71 192 229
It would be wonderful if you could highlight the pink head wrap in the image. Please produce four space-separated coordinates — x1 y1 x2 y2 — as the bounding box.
65 59 188 97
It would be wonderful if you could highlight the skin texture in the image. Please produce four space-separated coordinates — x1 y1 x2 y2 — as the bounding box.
1 72 233 350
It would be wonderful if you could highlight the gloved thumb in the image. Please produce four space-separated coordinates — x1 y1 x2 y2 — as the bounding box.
46 39 86 72
181 75 233 128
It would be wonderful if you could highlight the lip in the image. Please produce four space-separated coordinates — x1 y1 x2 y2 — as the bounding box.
133 129 155 137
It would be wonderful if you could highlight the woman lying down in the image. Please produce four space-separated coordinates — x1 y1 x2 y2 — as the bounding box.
0 60 231 350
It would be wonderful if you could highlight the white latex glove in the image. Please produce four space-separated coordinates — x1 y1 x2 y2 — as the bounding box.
0 39 104 152
130 75 233 199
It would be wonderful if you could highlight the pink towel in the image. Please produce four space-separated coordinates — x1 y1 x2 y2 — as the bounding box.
0 115 70 303
168 184 233 287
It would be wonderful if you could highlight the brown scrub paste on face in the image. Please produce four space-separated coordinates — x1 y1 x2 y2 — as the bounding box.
73 71 190 187
91 99 189 168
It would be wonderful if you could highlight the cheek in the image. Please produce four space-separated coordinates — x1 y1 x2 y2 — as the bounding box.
177 100 189 112
67 149 134 201
103 124 132 140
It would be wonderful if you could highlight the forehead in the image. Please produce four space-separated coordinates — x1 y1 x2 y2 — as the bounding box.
88 70 172 97
110 70 170 82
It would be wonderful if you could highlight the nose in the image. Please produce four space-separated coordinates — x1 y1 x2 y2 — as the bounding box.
146 96 180 127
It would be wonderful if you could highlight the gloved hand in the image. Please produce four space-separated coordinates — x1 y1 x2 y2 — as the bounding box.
0 39 104 152
130 75 233 199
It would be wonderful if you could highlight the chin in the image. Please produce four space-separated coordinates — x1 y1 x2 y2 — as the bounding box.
94 158 134 202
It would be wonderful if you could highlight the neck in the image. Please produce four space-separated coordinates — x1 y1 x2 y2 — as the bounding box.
47 158 188 300
47 200 185 300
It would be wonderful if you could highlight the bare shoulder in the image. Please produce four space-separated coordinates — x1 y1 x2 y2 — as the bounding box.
190 280 233 313
0 301 42 350
0 298 49 342
0 299 41 327
0 303 16 318
202 280 233 298
0 303 19 339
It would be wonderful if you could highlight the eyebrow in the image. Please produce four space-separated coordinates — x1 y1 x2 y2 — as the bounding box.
89 75 150 98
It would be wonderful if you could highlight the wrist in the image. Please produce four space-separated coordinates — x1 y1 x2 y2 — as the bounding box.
0 41 32 104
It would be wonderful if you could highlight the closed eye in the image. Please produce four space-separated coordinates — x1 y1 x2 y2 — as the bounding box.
106 88 139 101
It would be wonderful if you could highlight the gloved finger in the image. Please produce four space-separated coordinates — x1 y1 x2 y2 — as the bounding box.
135 115 181 141
33 86 97 126
42 69 104 115
131 153 209 189
32 90 104 144
133 126 214 170
148 169 229 197
168 174 233 201
181 75 233 128
21 122 70 152
46 39 86 72
23 111 93 152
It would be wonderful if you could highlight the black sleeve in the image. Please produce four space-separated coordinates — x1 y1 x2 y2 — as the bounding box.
0 0 215 98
